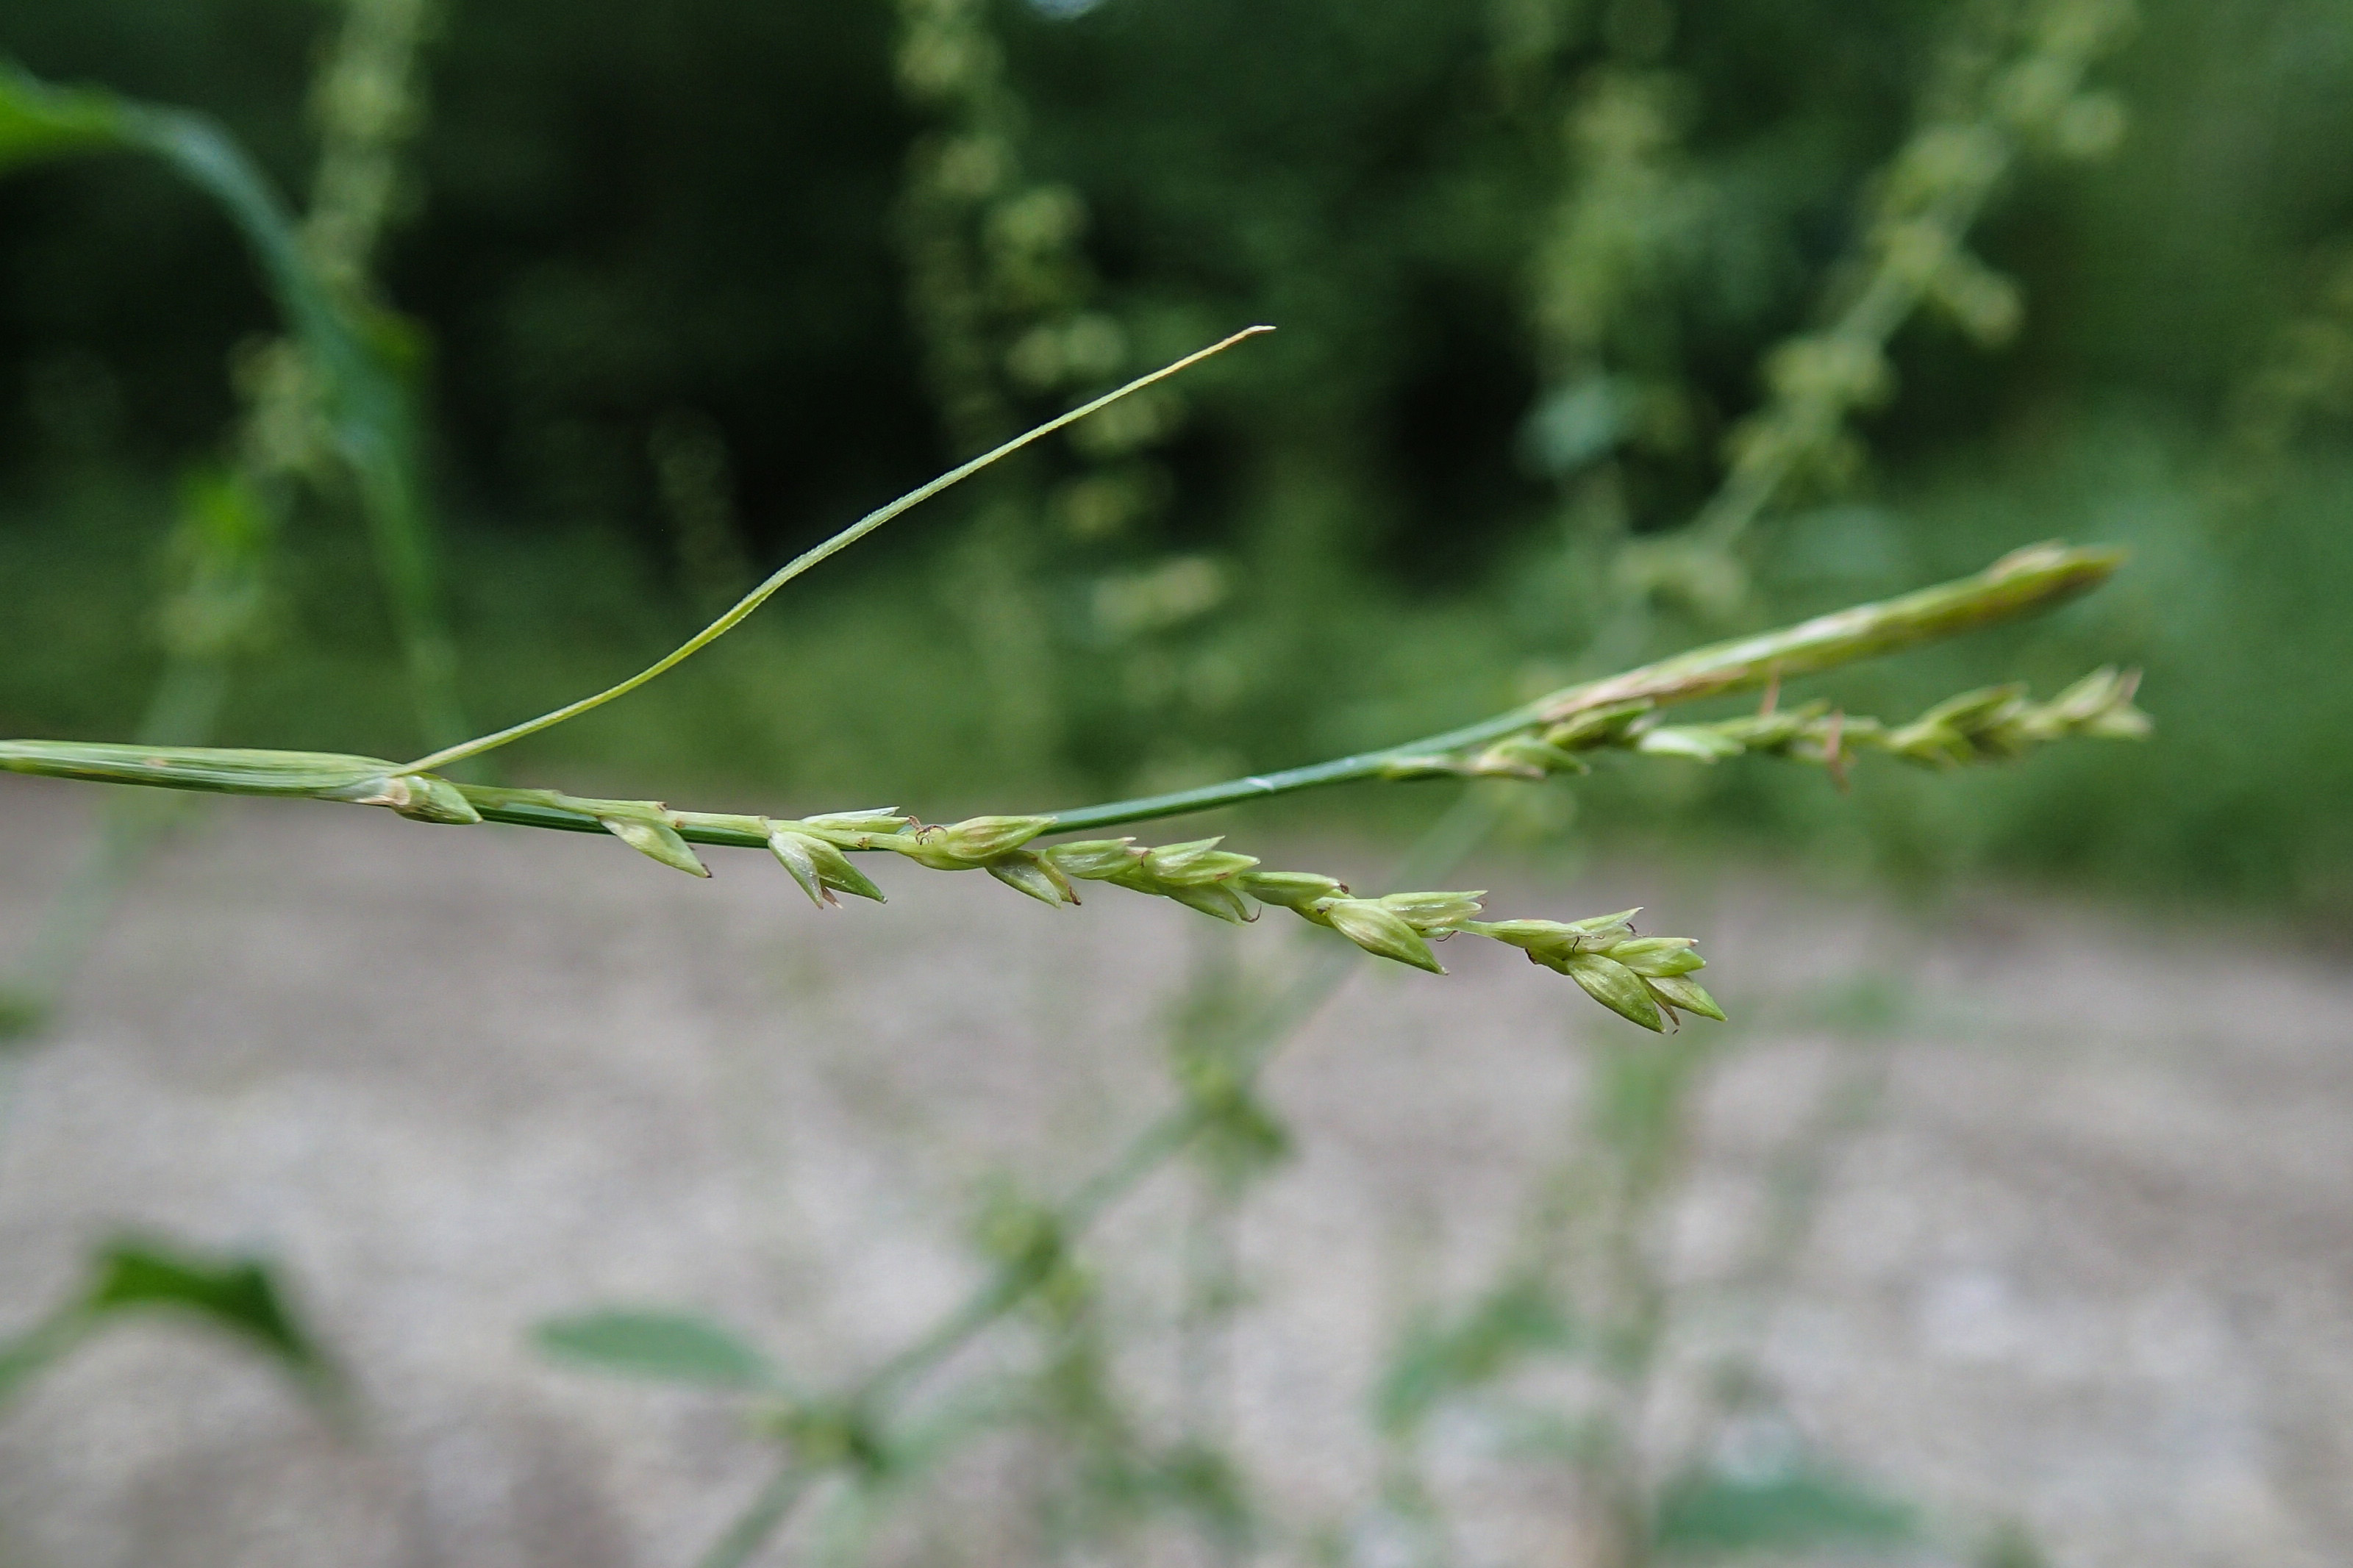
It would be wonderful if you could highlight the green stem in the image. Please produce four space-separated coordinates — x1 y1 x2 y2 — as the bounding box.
695 1463 815 1568
401 327 1273 776
851 1105 1203 1410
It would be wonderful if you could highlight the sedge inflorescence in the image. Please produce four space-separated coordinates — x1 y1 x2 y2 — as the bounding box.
575 802 1727 1034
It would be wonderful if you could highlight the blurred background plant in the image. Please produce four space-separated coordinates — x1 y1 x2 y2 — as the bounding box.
0 0 460 1037
0 0 460 1438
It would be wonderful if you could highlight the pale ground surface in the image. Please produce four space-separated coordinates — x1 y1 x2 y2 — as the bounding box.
0 778 2347 1568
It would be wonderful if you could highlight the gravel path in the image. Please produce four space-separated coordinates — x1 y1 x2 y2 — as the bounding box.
0 779 2347 1568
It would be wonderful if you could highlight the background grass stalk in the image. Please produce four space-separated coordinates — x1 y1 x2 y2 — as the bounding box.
399 326 1273 776
0 10 450 1037
13 78 473 749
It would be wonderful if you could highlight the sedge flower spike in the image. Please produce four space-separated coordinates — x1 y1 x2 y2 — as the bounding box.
0 543 2147 1034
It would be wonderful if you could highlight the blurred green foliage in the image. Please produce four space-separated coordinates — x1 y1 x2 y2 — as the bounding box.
1651 1464 1918 1556
0 1234 334 1413
535 1308 785 1392
1 0 2350 913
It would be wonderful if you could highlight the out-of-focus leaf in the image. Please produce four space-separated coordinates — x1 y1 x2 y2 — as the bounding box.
1521 374 1629 478
0 1310 84 1410
1653 1464 1918 1556
0 987 48 1045
86 1237 332 1383
0 1236 334 1414
1977 1519 2052 1568
0 66 124 173
535 1309 779 1390
1144 1441 1254 1547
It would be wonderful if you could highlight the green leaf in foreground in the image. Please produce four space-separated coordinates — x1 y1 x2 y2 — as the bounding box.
536 1309 779 1390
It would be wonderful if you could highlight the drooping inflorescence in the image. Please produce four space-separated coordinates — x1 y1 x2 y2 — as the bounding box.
0 543 2152 1034
0 736 1723 1028
564 801 1726 1032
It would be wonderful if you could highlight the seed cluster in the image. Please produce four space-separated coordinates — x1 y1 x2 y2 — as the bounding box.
591 802 1723 1031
